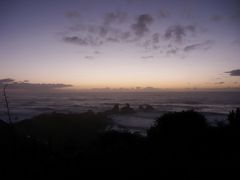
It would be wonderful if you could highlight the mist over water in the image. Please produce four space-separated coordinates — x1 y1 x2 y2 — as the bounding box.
1 92 239 128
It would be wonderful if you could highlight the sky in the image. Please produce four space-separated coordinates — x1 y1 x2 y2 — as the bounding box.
0 0 240 91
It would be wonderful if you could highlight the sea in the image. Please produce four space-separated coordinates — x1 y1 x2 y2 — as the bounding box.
1 91 240 131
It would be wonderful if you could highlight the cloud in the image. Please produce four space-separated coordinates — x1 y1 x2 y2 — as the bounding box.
225 69 240 76
63 36 89 46
63 36 103 47
164 25 196 43
183 40 213 52
132 14 154 37
63 12 160 51
0 78 15 84
64 21 129 46
103 11 128 25
62 11 202 59
0 78 72 91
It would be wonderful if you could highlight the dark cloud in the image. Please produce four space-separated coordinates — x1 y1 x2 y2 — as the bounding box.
63 36 88 46
63 12 156 49
183 40 213 52
132 14 154 37
0 79 72 90
103 11 128 25
63 12 202 58
225 69 240 76
64 21 131 46
164 25 196 43
63 36 103 47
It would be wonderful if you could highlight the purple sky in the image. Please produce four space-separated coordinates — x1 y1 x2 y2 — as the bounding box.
0 0 240 90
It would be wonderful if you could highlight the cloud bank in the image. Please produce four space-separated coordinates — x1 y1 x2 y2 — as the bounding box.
0 78 72 91
226 69 240 76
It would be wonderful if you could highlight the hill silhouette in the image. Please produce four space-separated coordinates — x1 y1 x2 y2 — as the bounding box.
0 109 240 178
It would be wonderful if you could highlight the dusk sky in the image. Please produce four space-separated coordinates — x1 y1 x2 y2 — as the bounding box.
1 0 240 90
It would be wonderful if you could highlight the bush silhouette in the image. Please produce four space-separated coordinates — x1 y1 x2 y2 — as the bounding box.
147 110 208 139
1 109 240 177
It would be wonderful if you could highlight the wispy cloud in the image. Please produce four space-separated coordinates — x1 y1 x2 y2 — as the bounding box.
63 36 89 46
183 40 213 52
